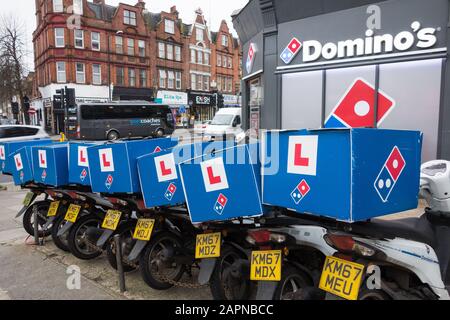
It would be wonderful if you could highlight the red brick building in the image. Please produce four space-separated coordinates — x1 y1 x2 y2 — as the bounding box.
32 0 242 132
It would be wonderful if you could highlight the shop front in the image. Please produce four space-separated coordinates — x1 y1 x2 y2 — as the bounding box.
223 94 242 107
157 90 189 128
234 0 450 161
188 91 217 124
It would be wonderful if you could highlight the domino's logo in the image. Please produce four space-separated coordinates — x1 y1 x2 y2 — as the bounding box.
105 174 113 190
80 169 87 182
280 38 302 64
41 169 47 182
374 146 406 203
246 43 257 74
214 193 228 215
164 183 177 201
290 180 310 205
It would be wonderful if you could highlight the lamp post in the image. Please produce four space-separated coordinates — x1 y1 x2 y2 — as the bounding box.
108 30 123 101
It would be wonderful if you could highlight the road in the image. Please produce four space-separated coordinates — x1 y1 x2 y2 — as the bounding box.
0 188 211 300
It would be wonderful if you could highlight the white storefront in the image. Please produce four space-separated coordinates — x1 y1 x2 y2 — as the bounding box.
157 90 189 127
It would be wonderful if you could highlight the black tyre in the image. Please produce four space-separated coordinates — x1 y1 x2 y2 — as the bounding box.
273 265 313 300
106 220 138 272
51 214 70 252
139 231 185 290
358 285 391 300
210 244 252 300
107 130 119 141
22 200 52 237
67 214 103 260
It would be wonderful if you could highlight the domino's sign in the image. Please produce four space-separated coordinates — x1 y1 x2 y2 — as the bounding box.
280 21 438 65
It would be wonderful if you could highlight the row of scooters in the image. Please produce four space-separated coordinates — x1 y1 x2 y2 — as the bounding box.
2 133 450 300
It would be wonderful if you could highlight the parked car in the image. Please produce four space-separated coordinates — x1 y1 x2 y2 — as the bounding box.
0 125 49 143
203 108 243 140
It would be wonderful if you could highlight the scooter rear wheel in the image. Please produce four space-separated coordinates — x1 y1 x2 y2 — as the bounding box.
67 214 103 260
273 265 312 300
22 200 51 238
106 220 138 272
139 231 185 290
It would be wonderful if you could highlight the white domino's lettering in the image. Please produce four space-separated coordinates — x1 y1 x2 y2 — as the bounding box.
287 136 319 176
38 150 47 169
154 153 178 182
200 157 229 193
99 148 115 172
78 146 89 167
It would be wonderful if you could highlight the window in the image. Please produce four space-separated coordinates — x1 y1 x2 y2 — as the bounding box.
76 63 85 83
175 46 181 61
91 32 100 51
190 49 196 63
197 51 203 64
74 30 84 49
223 55 227 68
191 74 196 90
204 76 210 91
116 36 123 54
138 40 145 57
124 10 137 26
228 56 232 68
159 70 166 88
54 28 65 47
158 42 165 58
127 38 134 56
217 55 221 67
73 0 83 15
228 77 232 92
196 28 203 42
167 71 174 89
176 72 181 89
53 0 63 12
116 67 124 85
204 53 209 65
92 64 101 85
217 76 222 91
56 62 66 83
222 35 229 47
129 69 136 86
139 69 147 87
197 75 202 91
167 44 173 60
165 19 175 34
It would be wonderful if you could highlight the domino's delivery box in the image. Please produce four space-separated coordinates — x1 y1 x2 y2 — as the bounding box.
137 141 235 209
261 128 422 223
9 146 37 185
179 143 264 224
88 138 178 194
68 141 101 186
32 143 69 187
0 139 52 174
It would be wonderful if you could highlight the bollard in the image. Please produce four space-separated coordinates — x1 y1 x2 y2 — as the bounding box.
114 234 126 293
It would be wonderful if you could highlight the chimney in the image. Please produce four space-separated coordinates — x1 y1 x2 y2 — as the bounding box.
170 5 179 18
136 0 146 9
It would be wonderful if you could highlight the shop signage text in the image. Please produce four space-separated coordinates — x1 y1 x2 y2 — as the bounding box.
196 96 211 105
282 21 439 64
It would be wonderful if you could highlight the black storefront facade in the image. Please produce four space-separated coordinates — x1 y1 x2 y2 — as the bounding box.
233 0 450 161
188 91 217 123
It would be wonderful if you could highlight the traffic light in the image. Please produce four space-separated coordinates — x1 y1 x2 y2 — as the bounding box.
217 93 224 108
55 88 65 110
65 88 76 107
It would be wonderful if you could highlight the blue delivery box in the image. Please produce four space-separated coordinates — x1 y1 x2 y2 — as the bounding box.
68 141 100 186
9 146 36 185
32 143 69 187
0 139 52 174
88 138 178 194
179 143 264 224
261 128 423 223
137 141 235 209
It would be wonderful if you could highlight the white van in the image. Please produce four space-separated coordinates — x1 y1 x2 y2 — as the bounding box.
203 107 242 140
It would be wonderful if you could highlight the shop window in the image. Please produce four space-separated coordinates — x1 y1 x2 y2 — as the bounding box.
75 62 85 84
74 30 84 49
282 71 323 130
116 67 124 85
165 19 175 34
124 10 137 26
53 0 63 12
92 64 101 85
56 61 66 83
116 36 123 54
91 32 100 51
54 28 65 48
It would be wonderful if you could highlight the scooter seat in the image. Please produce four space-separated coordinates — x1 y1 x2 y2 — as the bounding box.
354 215 436 247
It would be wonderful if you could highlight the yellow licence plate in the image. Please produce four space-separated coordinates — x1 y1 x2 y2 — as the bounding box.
22 192 34 206
47 201 60 217
64 204 82 223
132 219 155 241
195 232 221 259
101 210 122 231
319 256 365 300
250 250 282 281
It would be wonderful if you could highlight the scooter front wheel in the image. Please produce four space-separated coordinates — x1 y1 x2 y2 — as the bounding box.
22 200 51 237
51 213 70 252
106 220 138 272
139 231 185 290
67 214 103 260
272 265 312 300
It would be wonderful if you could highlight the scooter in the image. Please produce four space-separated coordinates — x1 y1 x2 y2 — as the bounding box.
321 160 450 300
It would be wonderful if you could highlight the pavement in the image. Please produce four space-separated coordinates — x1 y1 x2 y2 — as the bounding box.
0 188 211 300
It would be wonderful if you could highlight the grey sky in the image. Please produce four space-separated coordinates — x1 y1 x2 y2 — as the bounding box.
1 0 248 72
